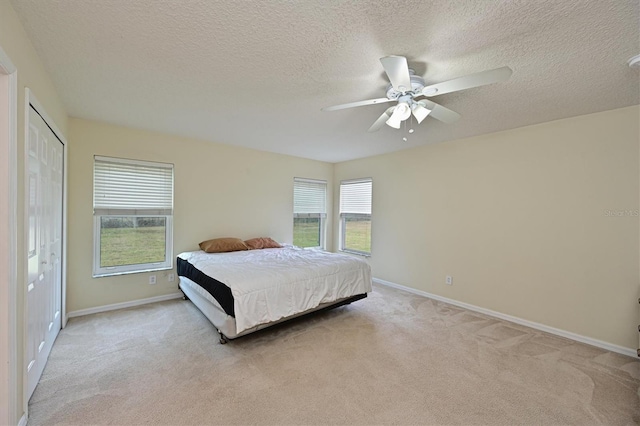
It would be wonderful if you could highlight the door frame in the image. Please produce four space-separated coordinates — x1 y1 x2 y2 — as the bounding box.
23 88 68 415
0 45 18 426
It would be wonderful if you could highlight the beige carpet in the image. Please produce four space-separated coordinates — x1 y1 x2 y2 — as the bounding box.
29 284 640 425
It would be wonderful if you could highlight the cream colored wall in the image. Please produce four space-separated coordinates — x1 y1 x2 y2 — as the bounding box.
0 1 69 423
334 106 640 351
67 118 333 312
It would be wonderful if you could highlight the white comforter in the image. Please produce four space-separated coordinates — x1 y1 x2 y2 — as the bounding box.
178 247 372 333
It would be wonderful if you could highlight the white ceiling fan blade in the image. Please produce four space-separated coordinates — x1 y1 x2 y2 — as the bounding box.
380 56 412 93
418 100 461 124
422 66 513 97
368 107 395 132
321 97 394 112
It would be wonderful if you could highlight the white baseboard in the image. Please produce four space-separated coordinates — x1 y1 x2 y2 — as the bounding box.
373 278 637 359
18 413 27 426
66 292 183 319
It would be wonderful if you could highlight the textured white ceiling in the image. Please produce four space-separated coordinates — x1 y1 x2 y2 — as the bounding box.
10 0 640 163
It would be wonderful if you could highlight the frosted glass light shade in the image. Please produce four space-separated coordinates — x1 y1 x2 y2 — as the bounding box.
386 103 411 129
411 102 432 124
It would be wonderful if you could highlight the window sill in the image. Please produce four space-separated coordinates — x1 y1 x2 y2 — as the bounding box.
93 265 172 278
339 249 371 258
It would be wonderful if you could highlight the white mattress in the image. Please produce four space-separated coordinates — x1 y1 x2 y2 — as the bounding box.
178 247 372 333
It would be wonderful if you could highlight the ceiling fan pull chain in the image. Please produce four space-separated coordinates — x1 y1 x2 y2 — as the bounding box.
402 119 408 142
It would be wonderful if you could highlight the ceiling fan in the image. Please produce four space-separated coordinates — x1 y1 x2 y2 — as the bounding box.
322 56 512 133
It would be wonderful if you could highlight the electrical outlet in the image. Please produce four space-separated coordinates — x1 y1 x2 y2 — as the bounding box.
168 273 175 282
149 275 157 285
445 276 453 285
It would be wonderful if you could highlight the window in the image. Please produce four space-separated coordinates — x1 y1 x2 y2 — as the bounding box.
93 156 173 276
293 178 327 249
339 178 372 255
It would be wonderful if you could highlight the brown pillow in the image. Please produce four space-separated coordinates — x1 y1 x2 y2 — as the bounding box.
244 237 282 250
199 237 248 253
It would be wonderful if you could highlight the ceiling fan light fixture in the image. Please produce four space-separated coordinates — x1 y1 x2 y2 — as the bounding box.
385 113 402 129
385 103 411 129
411 102 432 124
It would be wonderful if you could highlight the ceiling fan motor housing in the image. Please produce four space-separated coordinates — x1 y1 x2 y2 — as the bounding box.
386 73 425 100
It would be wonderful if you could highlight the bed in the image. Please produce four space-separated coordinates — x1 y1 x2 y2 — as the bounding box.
177 245 372 343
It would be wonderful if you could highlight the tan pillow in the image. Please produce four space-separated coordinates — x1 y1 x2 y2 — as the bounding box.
244 237 282 250
199 237 248 253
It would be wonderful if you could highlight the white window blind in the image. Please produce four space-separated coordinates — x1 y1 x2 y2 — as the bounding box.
340 178 372 215
93 156 174 215
294 178 327 217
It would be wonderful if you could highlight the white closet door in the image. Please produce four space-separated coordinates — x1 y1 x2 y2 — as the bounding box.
26 106 63 400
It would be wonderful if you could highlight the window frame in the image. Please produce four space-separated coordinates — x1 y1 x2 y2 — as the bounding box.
339 178 372 256
92 156 174 277
293 213 325 249
293 177 327 250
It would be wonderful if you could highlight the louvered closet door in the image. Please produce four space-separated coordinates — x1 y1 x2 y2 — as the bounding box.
26 106 63 400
